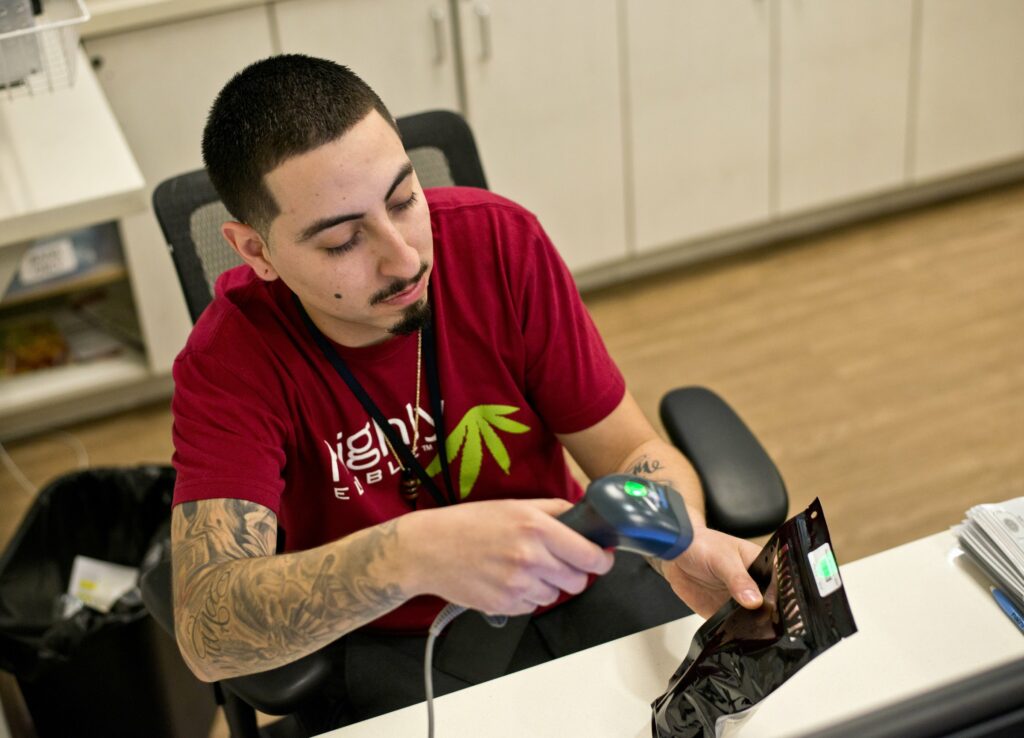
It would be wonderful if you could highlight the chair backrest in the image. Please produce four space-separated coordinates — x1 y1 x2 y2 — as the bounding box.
152 109 488 323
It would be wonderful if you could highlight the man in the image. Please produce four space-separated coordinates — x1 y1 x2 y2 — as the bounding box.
170 54 763 731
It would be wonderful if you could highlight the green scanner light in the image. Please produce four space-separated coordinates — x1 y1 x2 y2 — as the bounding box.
623 480 649 497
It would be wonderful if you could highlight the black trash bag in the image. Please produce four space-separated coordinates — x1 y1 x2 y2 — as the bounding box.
0 465 174 682
652 498 857 737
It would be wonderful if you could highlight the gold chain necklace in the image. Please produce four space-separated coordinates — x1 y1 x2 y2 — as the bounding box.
383 330 423 502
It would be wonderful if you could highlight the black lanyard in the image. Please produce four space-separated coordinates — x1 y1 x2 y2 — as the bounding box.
293 294 456 509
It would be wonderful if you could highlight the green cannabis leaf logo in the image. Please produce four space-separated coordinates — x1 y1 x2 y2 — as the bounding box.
426 405 530 499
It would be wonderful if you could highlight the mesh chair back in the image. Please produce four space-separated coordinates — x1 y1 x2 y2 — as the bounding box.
191 202 244 293
152 109 488 323
152 170 234 323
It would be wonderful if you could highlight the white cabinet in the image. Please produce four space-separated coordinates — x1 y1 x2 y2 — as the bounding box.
273 0 459 118
277 0 625 271
912 0 1024 183
625 0 772 254
83 6 276 374
454 0 628 271
776 0 914 215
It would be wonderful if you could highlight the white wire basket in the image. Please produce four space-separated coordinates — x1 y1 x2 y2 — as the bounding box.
0 0 90 101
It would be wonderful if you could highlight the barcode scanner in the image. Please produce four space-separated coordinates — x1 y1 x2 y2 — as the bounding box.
557 474 694 560
425 474 694 737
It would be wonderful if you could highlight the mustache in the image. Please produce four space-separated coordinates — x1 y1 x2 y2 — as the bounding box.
368 262 430 306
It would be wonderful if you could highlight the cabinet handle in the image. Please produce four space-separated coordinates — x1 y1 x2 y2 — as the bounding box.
430 6 446 65
474 2 492 61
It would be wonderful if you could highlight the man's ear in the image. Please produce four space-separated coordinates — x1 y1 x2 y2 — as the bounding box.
222 221 278 282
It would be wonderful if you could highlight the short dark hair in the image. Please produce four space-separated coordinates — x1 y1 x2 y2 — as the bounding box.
202 54 396 236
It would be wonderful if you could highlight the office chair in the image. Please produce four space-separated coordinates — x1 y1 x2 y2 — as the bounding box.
143 109 788 738
153 110 488 324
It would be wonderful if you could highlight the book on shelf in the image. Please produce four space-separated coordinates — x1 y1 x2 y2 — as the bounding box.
953 496 1024 611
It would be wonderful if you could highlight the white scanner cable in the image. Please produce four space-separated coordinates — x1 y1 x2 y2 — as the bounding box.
425 604 508 738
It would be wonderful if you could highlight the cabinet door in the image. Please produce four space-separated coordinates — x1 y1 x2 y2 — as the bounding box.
912 0 1024 182
274 0 459 117
456 0 627 272
627 0 771 254
777 0 914 215
84 7 276 374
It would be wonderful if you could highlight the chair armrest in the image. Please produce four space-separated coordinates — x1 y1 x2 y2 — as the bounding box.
659 387 788 538
140 557 335 715
224 650 335 716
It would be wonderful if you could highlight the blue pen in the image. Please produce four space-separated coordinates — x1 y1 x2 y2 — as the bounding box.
991 587 1024 635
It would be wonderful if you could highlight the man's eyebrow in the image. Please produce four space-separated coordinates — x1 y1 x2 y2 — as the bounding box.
296 161 415 243
385 161 415 200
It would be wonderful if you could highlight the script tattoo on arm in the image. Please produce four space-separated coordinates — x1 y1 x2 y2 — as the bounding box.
628 454 674 489
171 499 406 682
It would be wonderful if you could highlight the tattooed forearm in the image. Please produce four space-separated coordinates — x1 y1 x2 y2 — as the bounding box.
171 499 407 682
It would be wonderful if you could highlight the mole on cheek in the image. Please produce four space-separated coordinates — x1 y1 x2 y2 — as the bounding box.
334 293 342 299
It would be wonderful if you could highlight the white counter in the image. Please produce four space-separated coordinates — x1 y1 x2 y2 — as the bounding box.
322 530 1024 738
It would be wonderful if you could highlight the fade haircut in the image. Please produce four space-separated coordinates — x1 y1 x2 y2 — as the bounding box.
202 54 397 237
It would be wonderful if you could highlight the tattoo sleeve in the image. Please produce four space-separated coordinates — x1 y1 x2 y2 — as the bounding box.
171 499 407 682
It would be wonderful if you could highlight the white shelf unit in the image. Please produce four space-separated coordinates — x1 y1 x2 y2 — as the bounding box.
0 45 150 439
0 350 148 419
0 348 173 440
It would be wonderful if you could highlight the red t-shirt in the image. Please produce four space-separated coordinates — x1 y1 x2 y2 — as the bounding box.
171 187 625 631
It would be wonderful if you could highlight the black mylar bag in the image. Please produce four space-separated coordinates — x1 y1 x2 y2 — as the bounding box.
652 499 857 737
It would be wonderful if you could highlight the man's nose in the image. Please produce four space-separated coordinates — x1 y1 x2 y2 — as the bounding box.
376 221 421 279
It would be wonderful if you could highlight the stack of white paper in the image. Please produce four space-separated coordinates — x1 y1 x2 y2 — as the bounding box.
953 497 1024 610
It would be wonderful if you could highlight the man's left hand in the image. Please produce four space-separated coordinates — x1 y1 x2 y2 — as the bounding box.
660 526 763 618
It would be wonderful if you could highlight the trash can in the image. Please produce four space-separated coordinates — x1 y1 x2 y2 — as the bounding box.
0 466 217 738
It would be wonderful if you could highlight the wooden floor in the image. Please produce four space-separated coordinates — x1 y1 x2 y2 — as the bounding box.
585 181 1024 560
1 181 1022 736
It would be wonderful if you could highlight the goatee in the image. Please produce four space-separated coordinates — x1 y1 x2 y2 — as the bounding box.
389 300 431 336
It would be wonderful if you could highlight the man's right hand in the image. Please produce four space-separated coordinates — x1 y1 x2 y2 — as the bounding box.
400 498 614 616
